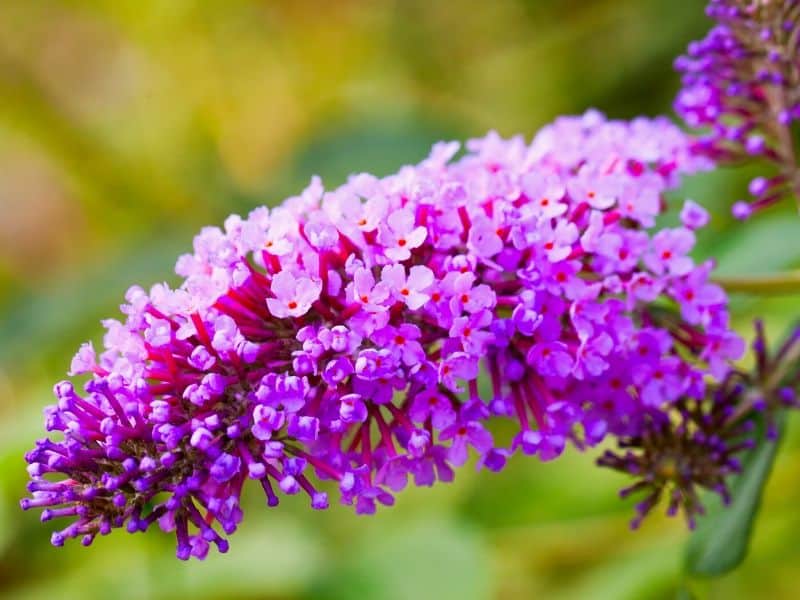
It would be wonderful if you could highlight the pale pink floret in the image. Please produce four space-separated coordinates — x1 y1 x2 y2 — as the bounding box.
267 271 322 318
378 209 428 261
347 267 390 312
381 264 434 310
567 171 620 210
521 172 568 218
645 228 695 276
467 216 504 258
68 343 97 376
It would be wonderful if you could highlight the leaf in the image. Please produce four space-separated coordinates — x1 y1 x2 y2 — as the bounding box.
710 212 800 278
685 411 786 577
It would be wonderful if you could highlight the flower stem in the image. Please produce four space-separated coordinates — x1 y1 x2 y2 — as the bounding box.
713 271 800 295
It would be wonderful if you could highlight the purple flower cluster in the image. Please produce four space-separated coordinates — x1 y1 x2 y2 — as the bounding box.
22 110 742 559
675 0 800 218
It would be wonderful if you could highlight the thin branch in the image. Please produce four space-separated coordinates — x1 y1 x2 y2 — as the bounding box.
713 271 800 295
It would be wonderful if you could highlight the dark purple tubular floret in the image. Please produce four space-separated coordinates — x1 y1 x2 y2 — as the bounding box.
22 110 744 559
597 377 754 530
599 319 800 529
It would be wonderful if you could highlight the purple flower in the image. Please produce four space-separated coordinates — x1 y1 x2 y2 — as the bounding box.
372 324 425 366
440 421 493 466
674 2 800 216
449 310 494 355
527 341 574 378
254 373 309 412
512 304 542 337
251 405 285 440
445 272 496 315
409 390 456 429
680 200 709 230
477 447 511 472
21 110 741 561
534 219 579 263
210 453 241 483
574 331 614 379
701 331 746 380
438 352 479 393
339 393 368 423
189 346 216 371
634 357 686 407
514 430 566 462
670 263 726 325
287 415 320 441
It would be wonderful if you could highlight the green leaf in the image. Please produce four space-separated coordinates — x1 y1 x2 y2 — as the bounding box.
710 212 800 278
685 412 786 577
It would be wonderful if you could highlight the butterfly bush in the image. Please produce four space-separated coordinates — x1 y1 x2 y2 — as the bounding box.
675 0 800 218
21 110 745 559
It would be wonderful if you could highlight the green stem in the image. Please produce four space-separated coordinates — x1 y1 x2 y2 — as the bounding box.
713 271 800 294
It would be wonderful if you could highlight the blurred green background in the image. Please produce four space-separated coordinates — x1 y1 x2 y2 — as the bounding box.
1 1 799 598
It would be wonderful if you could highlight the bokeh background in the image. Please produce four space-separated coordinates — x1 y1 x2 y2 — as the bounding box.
1 1 799 598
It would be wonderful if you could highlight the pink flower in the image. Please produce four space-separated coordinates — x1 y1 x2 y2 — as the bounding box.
373 324 426 366
670 265 726 325
378 209 427 261
68 343 97 376
449 310 494 355
645 228 695 276
467 216 503 258
534 219 579 263
445 272 496 315
521 172 568 218
617 175 661 227
267 271 322 318
567 172 620 210
144 317 172 347
24 109 745 560
347 267 390 312
262 211 296 256
381 264 434 310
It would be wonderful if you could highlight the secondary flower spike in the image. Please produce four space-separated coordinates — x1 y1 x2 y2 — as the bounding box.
675 0 800 217
22 110 743 559
599 319 800 529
